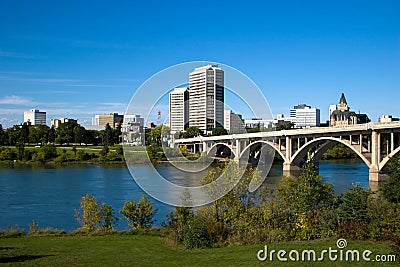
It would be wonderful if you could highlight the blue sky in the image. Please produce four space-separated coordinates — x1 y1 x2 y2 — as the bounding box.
0 0 399 128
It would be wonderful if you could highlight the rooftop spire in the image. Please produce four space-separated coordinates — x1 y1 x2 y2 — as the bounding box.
339 93 347 105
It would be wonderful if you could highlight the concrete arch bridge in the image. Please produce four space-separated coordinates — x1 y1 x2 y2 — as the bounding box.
174 122 400 182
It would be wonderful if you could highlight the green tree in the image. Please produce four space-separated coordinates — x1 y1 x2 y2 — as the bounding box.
146 125 170 147
0 124 5 145
74 126 86 144
102 123 113 146
55 120 79 144
277 161 334 213
41 144 57 160
29 125 49 144
75 194 117 232
72 146 77 157
48 126 56 143
380 155 400 203
20 123 29 144
337 184 371 223
7 125 22 145
183 127 201 138
119 194 157 229
113 123 122 145
16 141 25 161
212 127 228 136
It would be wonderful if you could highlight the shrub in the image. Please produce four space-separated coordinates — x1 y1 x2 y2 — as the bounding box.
337 184 371 224
120 194 157 229
183 216 212 249
75 194 117 232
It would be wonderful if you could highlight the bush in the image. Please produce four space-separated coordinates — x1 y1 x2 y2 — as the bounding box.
337 184 370 224
120 194 157 229
183 216 212 249
380 155 400 203
75 194 117 232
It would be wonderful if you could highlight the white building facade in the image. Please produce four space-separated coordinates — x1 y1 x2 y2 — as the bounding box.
290 104 320 128
169 87 189 134
24 109 46 125
189 65 224 132
224 110 245 133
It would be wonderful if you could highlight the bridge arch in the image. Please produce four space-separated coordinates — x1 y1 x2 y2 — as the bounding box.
379 146 400 171
291 137 372 167
239 140 285 161
207 143 236 159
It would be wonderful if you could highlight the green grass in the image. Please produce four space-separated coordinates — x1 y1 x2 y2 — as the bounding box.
0 234 397 266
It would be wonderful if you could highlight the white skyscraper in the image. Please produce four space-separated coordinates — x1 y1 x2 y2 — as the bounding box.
24 109 46 125
290 104 320 128
189 65 224 132
169 87 189 134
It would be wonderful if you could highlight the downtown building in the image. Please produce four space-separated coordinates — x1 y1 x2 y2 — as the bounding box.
188 65 224 132
169 87 189 134
290 104 320 128
224 110 245 134
24 109 47 125
92 113 124 128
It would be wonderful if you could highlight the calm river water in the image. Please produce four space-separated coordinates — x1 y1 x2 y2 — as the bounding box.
0 159 369 231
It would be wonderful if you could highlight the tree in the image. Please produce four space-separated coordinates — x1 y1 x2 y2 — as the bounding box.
74 126 86 144
48 126 56 143
113 123 122 145
29 125 49 144
119 194 157 229
337 184 371 223
55 120 79 144
212 127 228 136
380 155 400 203
20 123 29 144
277 160 334 213
0 124 5 145
75 194 117 232
16 141 25 161
183 127 201 138
7 125 21 145
41 144 57 160
102 123 113 146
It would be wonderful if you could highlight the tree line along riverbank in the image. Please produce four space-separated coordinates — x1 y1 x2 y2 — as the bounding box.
1 159 400 259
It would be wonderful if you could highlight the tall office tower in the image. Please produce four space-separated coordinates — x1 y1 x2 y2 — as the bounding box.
290 104 320 128
169 87 189 134
189 65 224 132
24 109 47 125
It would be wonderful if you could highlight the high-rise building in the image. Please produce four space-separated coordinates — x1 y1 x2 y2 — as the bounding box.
92 113 124 128
290 104 320 128
224 110 245 134
24 109 46 125
189 65 224 132
169 87 189 134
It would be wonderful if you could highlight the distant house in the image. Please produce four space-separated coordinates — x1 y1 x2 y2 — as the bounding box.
330 93 370 126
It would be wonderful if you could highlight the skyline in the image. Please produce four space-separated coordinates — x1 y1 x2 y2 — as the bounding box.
1 1 399 128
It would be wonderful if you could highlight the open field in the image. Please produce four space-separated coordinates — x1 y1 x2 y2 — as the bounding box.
0 234 397 266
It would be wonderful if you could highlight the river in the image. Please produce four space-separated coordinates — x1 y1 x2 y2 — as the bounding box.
0 159 369 231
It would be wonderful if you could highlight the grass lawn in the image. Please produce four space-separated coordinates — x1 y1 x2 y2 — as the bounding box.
0 234 397 266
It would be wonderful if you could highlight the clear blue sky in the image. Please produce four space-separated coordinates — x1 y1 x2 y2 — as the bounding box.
0 0 399 128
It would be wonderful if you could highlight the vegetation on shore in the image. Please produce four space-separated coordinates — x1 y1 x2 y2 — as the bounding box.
2 157 400 255
0 234 396 266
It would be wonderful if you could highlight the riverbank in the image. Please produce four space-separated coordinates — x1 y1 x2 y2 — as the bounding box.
0 232 397 266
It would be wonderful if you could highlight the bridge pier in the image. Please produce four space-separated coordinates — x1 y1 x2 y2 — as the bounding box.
283 162 301 177
368 168 388 182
